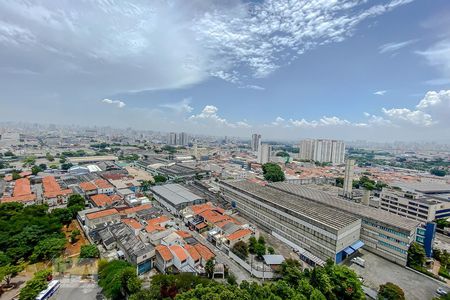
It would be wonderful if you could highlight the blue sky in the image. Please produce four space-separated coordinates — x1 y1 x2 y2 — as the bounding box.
1 0 450 141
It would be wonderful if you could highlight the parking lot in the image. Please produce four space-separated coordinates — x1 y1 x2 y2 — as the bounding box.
346 249 445 300
50 276 102 300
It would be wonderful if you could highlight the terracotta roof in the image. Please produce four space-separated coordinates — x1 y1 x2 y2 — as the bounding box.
122 218 143 230
42 176 72 198
147 215 170 226
91 194 113 207
215 220 233 228
4 175 12 182
94 179 113 189
145 224 165 233
226 229 252 241
1 194 36 203
19 171 32 177
195 222 207 229
85 208 118 220
13 178 32 197
79 181 97 191
175 230 192 239
200 210 231 224
122 204 152 215
191 203 214 215
169 245 188 262
184 244 200 261
156 245 173 261
193 243 215 261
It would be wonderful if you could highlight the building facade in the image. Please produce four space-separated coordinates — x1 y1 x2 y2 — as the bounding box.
257 143 271 164
251 134 261 152
298 139 345 165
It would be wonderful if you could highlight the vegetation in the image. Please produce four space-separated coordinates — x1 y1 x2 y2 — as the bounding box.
205 258 215 279
276 151 290 157
262 163 285 182
431 168 447 177
22 156 36 167
436 219 450 229
231 241 249 260
19 269 52 300
407 242 426 269
352 176 387 191
79 245 100 258
45 152 54 161
119 154 139 162
248 236 267 259
434 248 450 279
161 145 177 154
0 203 65 264
12 170 21 180
70 229 80 244
61 162 74 170
98 260 142 300
378 282 405 300
61 150 86 157
0 262 24 287
154 175 168 184
31 165 42 175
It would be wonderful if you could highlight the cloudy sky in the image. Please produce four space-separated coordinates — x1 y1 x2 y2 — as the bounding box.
1 0 450 142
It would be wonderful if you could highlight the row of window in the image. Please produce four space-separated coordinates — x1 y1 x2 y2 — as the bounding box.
379 233 408 246
362 219 409 238
378 240 407 255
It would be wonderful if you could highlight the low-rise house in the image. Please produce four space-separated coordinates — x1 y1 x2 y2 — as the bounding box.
90 194 121 208
122 218 144 236
0 178 36 205
224 228 253 248
42 176 73 206
155 245 174 274
93 179 115 195
79 181 98 197
85 208 120 230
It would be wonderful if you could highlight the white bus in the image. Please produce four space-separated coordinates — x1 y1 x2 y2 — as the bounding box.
35 280 60 300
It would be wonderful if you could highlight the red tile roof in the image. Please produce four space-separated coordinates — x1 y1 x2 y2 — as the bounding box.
184 244 200 261
93 179 113 189
156 245 173 261
147 215 170 226
122 204 152 215
42 176 72 198
145 224 165 233
86 208 119 220
226 229 252 241
193 243 215 261
91 194 113 207
79 182 97 191
175 230 192 239
169 245 188 262
13 178 32 197
122 218 143 230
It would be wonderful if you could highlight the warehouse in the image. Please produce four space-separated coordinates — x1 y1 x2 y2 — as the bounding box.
151 184 206 214
219 180 362 265
269 182 421 266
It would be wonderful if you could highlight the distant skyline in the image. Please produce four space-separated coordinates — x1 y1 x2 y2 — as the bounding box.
1 0 450 142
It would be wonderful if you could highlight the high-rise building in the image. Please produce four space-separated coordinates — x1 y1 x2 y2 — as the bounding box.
251 133 261 152
343 159 355 198
258 143 271 164
298 139 345 165
168 132 177 145
177 132 189 146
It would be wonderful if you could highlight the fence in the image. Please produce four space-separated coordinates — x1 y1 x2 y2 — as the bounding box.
228 252 278 279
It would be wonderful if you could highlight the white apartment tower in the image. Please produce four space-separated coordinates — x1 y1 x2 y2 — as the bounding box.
177 132 189 146
168 132 177 145
251 133 261 152
258 143 271 164
299 139 345 165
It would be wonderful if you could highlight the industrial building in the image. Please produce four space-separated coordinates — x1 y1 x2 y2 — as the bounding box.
151 184 206 214
219 180 363 266
380 182 450 222
269 182 422 265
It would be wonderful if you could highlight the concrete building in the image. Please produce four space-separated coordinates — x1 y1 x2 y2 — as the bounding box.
84 208 121 230
177 132 189 146
342 159 355 199
219 180 362 266
168 132 177 146
298 139 345 165
270 182 422 265
257 143 271 164
251 133 261 152
380 183 450 222
151 184 206 214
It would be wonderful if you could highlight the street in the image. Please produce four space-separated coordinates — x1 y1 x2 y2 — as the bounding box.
50 276 102 300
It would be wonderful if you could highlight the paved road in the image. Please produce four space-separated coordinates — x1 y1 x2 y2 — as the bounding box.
348 249 445 300
50 277 102 300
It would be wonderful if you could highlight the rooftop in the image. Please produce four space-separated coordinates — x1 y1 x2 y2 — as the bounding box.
270 182 420 232
223 180 359 232
86 208 119 220
151 184 204 206
226 228 252 241
156 245 173 261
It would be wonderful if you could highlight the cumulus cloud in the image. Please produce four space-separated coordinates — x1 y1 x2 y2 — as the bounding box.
102 98 126 108
378 39 418 54
381 107 433 126
160 98 193 114
189 105 250 128
374 90 387 96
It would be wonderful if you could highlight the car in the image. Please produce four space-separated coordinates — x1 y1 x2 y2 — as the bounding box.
351 257 366 268
437 287 448 296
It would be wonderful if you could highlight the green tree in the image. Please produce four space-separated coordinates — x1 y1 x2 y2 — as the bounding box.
46 152 54 162
19 269 52 300
407 242 426 268
248 236 257 254
79 245 100 258
30 237 66 262
0 263 24 287
262 163 285 182
205 258 215 279
31 165 42 175
70 229 80 244
154 175 168 184
98 260 141 300
51 208 73 226
267 246 275 255
254 243 266 259
310 289 327 300
61 162 73 170
431 169 447 177
12 171 21 180
378 282 405 300
232 241 249 260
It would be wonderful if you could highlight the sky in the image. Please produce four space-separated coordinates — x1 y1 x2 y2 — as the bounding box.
1 0 450 142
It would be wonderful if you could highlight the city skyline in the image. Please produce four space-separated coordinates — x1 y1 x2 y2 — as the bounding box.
1 1 450 141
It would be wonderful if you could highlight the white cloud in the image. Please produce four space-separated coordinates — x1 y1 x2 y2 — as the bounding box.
102 98 126 108
417 40 450 78
240 84 265 91
378 39 418 54
189 105 251 128
160 98 193 114
374 90 387 96
381 108 434 126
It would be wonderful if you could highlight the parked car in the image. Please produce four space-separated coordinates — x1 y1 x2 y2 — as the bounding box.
351 257 366 268
437 287 448 296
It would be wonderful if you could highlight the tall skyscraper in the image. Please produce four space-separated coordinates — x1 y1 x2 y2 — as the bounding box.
257 143 271 164
177 132 189 146
168 132 177 145
298 139 345 165
343 159 355 198
251 133 261 152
